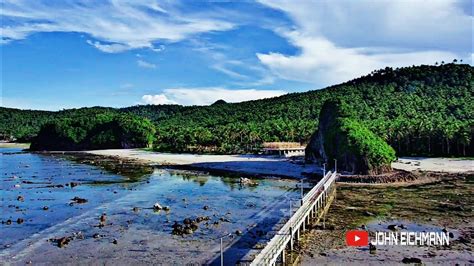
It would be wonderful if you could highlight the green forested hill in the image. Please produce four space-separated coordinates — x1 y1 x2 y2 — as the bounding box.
30 113 155 151
1 63 473 156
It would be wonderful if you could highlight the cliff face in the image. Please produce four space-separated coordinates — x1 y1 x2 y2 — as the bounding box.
305 100 395 175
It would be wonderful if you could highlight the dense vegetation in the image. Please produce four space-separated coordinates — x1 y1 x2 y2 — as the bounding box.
1 63 473 156
30 113 155 151
306 100 396 174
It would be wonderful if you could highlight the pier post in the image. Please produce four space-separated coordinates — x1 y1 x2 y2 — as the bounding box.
323 213 326 229
282 250 286 265
220 237 224 266
290 227 294 251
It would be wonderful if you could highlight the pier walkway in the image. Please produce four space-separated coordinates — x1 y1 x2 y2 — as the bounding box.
243 171 338 265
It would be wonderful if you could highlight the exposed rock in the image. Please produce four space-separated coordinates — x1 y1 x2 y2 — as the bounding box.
305 100 395 174
17 196 24 202
99 213 106 226
190 222 198 231
153 203 163 211
71 197 88 204
235 230 243 236
239 177 258 186
51 236 72 248
42 206 49 211
402 257 422 264
203 205 209 210
183 227 193 235
387 224 398 231
16 218 24 224
196 216 210 222
163 206 170 211
369 243 376 252
112 239 118 245
219 217 231 223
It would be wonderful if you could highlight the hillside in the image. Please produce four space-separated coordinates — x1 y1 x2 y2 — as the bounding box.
1 63 473 156
30 113 155 151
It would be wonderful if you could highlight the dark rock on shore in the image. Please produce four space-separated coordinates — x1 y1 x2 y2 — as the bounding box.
402 257 422 264
71 197 88 204
388 224 398 231
305 100 395 174
172 216 211 236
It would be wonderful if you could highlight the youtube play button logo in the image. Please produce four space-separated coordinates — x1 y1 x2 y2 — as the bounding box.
346 230 369 246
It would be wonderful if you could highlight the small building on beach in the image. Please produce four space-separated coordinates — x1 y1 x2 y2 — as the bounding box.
262 142 306 157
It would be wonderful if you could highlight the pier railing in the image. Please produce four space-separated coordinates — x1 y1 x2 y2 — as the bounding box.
248 171 338 266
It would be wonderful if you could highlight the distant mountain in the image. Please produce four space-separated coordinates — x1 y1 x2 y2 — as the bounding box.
1 63 472 156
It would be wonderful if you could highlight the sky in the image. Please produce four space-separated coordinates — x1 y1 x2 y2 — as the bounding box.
1 0 472 110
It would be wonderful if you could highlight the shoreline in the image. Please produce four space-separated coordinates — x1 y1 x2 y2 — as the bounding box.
78 149 474 184
4 145 473 183
83 149 322 180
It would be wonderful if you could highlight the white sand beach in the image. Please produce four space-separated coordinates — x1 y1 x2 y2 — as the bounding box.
85 150 474 178
86 149 321 179
392 157 474 173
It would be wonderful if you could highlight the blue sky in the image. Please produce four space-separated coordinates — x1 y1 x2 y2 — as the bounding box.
1 0 472 110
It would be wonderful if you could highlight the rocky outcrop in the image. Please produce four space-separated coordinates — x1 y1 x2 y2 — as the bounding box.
305 100 395 175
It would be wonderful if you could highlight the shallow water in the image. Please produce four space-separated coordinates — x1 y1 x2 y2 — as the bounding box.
0 148 300 264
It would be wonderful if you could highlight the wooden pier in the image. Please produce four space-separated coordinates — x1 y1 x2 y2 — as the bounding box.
245 171 338 265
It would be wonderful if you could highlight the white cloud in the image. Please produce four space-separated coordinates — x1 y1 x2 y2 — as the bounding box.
257 33 457 85
257 0 471 86
137 59 156 69
1 1 234 52
142 87 286 106
86 40 130 53
142 94 177 105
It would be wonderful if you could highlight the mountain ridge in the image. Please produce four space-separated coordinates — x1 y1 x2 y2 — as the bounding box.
1 63 473 156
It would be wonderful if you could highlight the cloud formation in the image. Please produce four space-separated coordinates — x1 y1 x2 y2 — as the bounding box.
142 94 177 105
142 87 286 106
137 59 156 69
257 33 457 85
1 0 234 52
257 0 472 86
